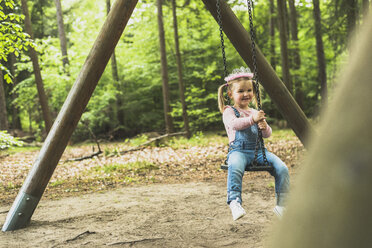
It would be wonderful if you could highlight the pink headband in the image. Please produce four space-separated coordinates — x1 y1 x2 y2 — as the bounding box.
224 72 254 82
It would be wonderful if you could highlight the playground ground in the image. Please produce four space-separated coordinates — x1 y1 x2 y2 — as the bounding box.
0 133 303 247
0 179 282 248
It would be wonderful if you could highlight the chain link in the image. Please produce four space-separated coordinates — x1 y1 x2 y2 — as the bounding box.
217 0 269 167
216 0 230 105
247 0 269 167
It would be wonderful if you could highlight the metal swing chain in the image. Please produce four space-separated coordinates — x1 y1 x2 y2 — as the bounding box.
216 0 230 105
247 0 269 167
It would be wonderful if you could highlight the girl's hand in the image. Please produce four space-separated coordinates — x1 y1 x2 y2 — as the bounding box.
253 110 266 123
258 120 268 130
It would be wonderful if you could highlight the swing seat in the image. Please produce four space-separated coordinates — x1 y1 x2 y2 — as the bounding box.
220 161 274 172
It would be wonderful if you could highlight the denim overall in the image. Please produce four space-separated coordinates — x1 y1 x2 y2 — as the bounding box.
226 106 290 206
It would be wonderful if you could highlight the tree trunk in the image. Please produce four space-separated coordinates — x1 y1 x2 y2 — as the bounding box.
28 107 32 133
0 70 9 130
269 0 276 70
54 0 69 74
288 0 304 109
106 0 120 82
284 0 290 39
362 0 370 19
21 0 53 134
157 0 174 134
270 13 372 248
171 0 190 138
106 0 124 129
276 0 292 94
109 42 119 82
9 55 22 130
312 0 327 107
345 0 358 37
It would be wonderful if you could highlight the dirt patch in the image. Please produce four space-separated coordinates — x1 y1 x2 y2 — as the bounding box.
0 178 280 248
0 133 303 247
0 135 303 207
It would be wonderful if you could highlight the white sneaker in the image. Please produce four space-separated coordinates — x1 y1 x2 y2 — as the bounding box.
229 198 246 221
273 205 286 219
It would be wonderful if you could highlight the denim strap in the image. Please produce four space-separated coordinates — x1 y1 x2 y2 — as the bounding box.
230 106 240 118
228 106 240 153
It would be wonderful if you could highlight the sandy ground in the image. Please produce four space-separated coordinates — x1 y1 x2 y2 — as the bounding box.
0 177 280 248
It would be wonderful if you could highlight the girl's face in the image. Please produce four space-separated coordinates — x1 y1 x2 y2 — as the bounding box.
228 80 254 109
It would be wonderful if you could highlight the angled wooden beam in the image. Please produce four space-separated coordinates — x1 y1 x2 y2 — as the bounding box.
271 12 372 248
2 0 138 232
202 0 314 146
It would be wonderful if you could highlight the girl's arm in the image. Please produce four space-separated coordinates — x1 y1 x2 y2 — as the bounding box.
261 122 272 138
253 109 272 138
223 107 255 130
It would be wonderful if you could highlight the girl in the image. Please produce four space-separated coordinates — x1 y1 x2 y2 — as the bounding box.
218 67 290 221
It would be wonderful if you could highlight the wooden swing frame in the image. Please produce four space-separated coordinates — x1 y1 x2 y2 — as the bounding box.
2 0 311 232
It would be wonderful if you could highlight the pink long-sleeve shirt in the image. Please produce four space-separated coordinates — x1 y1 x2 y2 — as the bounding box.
222 106 272 144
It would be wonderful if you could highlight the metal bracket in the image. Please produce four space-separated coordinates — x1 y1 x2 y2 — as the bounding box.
2 191 40 232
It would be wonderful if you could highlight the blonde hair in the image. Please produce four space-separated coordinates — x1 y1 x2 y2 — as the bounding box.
218 82 230 113
217 78 259 113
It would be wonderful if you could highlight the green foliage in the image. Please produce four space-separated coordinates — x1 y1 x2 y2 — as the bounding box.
0 130 23 150
2 0 353 141
4 145 39 153
0 0 34 83
29 0 56 39
11 74 41 132
125 134 149 147
50 179 65 187
172 85 221 131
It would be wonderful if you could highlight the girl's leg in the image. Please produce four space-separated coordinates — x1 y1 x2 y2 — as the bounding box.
258 151 290 206
227 151 250 204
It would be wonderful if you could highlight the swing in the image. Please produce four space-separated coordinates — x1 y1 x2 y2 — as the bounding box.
217 0 273 172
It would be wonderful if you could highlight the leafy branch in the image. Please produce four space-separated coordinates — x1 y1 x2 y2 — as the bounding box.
0 0 35 83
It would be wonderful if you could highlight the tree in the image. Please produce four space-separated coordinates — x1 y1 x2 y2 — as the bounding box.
313 0 327 107
171 0 190 138
9 54 21 129
54 0 69 74
288 0 304 109
106 0 125 129
0 0 32 82
345 0 358 37
0 69 9 130
106 0 119 83
156 0 174 133
269 0 276 70
276 0 292 94
20 0 53 133
0 0 32 130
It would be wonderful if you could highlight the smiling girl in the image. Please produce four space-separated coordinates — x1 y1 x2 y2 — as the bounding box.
218 67 290 221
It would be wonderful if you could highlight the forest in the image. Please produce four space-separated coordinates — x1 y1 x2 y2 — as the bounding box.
0 0 370 143
1 0 372 246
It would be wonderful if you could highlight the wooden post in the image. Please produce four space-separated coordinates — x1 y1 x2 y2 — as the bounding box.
2 0 138 232
202 0 314 146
